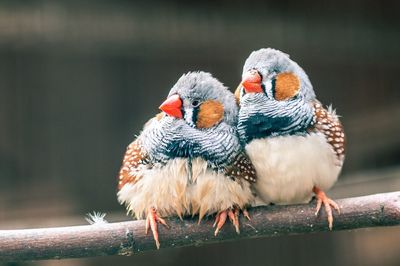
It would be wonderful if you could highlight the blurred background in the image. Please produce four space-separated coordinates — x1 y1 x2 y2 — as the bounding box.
0 0 399 265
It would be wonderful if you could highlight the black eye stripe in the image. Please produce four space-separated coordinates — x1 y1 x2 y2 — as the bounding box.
271 78 276 96
192 106 199 126
183 100 201 127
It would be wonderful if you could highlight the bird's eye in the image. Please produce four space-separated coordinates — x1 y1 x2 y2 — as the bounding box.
191 100 200 107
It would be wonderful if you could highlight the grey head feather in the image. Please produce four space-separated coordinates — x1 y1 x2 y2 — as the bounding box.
243 48 316 101
140 71 241 168
238 48 316 142
168 71 238 126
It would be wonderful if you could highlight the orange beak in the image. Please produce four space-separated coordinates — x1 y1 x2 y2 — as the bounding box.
241 71 263 93
159 94 183 119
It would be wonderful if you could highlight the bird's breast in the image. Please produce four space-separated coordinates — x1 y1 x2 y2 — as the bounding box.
246 133 342 205
118 157 253 219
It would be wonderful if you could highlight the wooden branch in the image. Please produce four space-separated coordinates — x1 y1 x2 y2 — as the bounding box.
1 192 399 262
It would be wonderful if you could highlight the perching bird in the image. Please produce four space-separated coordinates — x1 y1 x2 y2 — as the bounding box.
235 48 345 229
117 71 256 248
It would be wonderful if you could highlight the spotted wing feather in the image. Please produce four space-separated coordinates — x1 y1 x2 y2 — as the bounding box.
225 152 257 183
310 101 346 165
117 140 150 190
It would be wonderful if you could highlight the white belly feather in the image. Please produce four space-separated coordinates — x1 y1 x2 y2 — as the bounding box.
246 133 342 206
117 158 253 219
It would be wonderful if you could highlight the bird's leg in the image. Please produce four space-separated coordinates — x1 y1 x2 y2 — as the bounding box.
213 207 244 236
313 186 340 230
145 207 169 249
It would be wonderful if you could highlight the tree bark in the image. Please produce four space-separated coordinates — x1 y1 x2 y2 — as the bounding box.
0 192 399 261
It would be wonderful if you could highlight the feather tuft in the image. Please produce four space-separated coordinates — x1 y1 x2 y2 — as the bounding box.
85 211 108 225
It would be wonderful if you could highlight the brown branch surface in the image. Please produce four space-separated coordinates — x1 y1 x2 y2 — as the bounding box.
0 192 399 261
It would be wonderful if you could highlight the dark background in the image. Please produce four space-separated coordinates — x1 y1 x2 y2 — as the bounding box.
0 0 399 265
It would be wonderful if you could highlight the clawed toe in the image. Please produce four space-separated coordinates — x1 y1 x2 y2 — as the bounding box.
313 187 340 230
213 210 228 236
243 209 251 221
146 207 169 249
214 207 248 236
228 208 240 234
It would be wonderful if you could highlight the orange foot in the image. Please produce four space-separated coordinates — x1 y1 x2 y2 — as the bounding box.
213 207 250 236
243 208 251 221
145 207 169 249
313 186 340 230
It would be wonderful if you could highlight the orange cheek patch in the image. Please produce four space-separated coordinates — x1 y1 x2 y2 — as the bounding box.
274 72 300 101
196 100 224 128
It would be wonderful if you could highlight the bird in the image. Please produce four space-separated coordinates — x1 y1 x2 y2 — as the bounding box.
235 48 345 229
117 71 256 249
